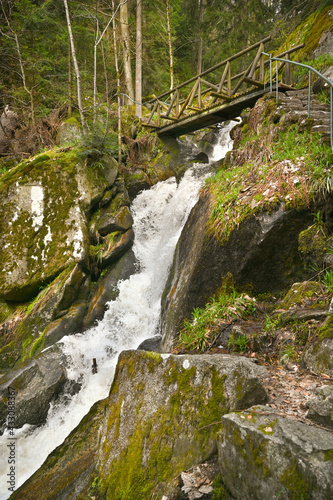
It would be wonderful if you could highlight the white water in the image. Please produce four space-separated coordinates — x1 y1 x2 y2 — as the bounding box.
0 121 236 499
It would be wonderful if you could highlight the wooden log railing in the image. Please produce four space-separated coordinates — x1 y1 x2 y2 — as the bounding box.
142 38 304 131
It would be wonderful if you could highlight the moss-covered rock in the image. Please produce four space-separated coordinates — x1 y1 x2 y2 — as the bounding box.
217 405 333 499
97 350 268 500
160 190 313 351
0 148 118 302
282 281 327 310
10 398 104 500
0 264 88 369
0 345 69 432
84 250 137 329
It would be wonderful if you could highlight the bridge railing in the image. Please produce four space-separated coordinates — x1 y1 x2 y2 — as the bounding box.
142 39 304 131
264 52 333 151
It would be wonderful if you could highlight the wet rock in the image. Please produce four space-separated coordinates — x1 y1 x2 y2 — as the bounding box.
0 345 68 432
100 228 134 268
84 250 137 328
137 335 162 353
0 149 118 302
10 399 104 500
306 385 333 430
40 301 88 349
97 205 133 236
161 191 313 351
98 350 268 499
217 405 333 499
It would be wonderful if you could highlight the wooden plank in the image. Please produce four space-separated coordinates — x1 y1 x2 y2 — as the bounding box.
188 79 200 106
248 43 264 79
200 78 219 91
210 91 233 101
147 101 158 124
142 122 160 129
243 77 265 88
160 114 178 121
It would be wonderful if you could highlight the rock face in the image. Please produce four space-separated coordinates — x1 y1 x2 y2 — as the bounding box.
0 346 69 433
98 350 268 500
0 150 117 302
161 190 313 351
10 399 104 500
11 350 268 500
306 385 333 430
217 405 333 499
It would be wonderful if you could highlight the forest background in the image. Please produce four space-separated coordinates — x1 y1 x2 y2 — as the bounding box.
0 0 331 147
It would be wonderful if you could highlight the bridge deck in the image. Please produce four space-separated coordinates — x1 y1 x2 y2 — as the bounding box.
142 38 303 139
158 87 268 137
157 84 293 138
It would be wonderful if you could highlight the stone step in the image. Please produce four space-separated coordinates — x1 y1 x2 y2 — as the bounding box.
312 124 331 133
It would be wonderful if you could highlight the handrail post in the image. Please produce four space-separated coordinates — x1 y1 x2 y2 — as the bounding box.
331 86 333 152
270 54 272 93
276 60 279 102
308 70 311 118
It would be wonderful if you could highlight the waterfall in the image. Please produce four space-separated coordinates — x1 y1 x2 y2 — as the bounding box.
0 120 237 499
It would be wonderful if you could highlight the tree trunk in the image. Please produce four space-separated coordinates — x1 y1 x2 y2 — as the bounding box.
63 0 87 133
120 0 134 104
112 0 122 165
68 38 72 117
135 0 142 117
165 0 174 90
197 0 204 75
93 0 98 124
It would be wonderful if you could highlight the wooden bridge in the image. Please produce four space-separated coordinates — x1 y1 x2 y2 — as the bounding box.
142 36 304 138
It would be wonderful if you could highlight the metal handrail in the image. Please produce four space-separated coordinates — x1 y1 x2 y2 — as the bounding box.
263 52 333 151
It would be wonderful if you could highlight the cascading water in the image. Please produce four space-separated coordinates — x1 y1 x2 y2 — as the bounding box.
0 120 237 499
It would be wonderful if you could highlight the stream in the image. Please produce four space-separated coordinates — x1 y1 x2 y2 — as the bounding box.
0 120 236 499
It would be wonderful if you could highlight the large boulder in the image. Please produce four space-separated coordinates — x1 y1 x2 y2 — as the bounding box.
0 149 118 302
0 345 70 433
217 405 333 499
161 191 313 351
10 399 104 500
306 385 333 430
98 350 268 499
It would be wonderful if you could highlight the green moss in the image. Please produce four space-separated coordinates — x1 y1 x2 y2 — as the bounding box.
212 474 230 500
99 356 229 500
280 462 310 500
324 449 333 462
319 315 333 340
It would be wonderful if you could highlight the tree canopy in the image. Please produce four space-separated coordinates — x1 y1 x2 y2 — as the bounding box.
0 0 330 126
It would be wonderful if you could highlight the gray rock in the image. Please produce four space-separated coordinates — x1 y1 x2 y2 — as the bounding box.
302 338 333 377
0 346 69 432
217 405 333 500
137 335 162 353
306 385 333 429
84 250 137 328
98 350 268 499
161 191 312 351
0 149 118 302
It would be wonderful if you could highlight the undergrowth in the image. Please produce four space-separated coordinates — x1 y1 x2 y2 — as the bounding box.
176 288 256 351
206 125 332 242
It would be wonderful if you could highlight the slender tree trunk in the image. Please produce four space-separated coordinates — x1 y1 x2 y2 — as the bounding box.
0 1 36 126
63 0 87 133
112 0 122 165
68 38 72 117
14 33 36 126
93 0 98 124
135 0 142 117
197 0 204 75
165 0 174 90
120 0 134 104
